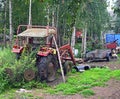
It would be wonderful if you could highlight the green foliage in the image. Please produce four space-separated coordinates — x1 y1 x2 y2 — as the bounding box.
74 43 81 57
87 40 103 51
0 68 9 93
113 0 120 33
0 65 120 98
22 81 48 90
0 47 16 67
114 0 120 16
0 48 48 93
76 0 109 40
1 48 120 98
1 0 110 46
0 48 16 93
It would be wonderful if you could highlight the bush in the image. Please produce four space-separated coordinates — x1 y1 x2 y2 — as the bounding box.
0 47 43 93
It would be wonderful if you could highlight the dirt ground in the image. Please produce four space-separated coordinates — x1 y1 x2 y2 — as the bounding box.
42 59 120 99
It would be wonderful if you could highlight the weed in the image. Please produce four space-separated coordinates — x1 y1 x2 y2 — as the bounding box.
80 89 95 97
22 81 48 89
110 70 120 80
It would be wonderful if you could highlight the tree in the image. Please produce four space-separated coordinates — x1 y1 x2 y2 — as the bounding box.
1 0 110 51
113 0 120 33
0 0 7 47
9 0 12 44
3 0 7 47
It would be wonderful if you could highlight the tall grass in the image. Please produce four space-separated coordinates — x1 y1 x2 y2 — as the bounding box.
0 47 16 67
0 47 42 93
0 47 16 93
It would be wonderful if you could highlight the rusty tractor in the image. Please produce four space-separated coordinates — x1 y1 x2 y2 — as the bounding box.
12 25 77 82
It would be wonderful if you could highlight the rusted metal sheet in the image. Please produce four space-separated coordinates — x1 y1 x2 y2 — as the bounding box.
17 28 56 37
85 49 111 61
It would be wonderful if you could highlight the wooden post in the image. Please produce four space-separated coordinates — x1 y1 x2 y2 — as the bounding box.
52 35 65 83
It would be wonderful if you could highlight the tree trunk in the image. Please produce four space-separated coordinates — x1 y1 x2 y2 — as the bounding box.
3 0 7 47
28 0 32 25
56 5 60 46
71 26 76 52
9 0 13 44
83 27 87 54
81 26 87 57
47 3 50 26
52 10 55 27
101 31 104 48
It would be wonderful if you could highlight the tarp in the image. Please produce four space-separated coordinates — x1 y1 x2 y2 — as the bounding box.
17 28 56 37
105 34 115 43
105 33 120 46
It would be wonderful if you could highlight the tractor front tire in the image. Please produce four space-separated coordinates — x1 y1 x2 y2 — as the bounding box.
16 53 21 60
24 68 35 81
63 61 72 75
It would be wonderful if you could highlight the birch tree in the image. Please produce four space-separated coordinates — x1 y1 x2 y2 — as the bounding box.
28 0 32 26
9 0 12 44
71 26 76 52
3 0 7 47
113 0 120 33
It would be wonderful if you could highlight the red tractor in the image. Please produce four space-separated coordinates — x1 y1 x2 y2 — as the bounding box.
12 25 76 82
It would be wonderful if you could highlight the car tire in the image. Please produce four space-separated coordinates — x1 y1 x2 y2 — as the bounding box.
106 54 111 61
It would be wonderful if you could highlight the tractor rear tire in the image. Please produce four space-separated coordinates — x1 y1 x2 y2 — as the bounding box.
4 68 14 81
37 55 57 82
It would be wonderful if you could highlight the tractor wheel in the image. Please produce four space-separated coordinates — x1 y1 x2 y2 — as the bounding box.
5 68 14 80
16 53 21 60
24 68 35 81
63 61 72 75
37 55 57 82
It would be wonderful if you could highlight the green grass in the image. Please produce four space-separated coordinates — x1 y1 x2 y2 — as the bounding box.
80 89 95 97
46 67 120 97
47 68 112 95
0 47 16 67
0 89 44 99
0 48 120 98
0 67 120 98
